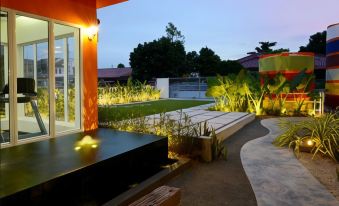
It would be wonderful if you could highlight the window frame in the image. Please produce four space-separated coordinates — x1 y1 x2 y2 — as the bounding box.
0 7 84 148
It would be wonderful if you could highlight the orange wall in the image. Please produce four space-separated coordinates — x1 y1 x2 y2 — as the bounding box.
2 0 99 131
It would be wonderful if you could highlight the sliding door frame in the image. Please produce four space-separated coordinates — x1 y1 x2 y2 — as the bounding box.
0 7 84 148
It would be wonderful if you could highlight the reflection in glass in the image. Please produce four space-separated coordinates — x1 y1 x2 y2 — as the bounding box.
0 11 10 143
16 15 49 140
54 23 80 133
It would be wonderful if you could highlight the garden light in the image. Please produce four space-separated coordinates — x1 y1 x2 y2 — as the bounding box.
74 135 99 151
306 140 314 146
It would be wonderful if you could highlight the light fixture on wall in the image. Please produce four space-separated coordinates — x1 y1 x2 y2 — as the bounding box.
86 25 98 41
86 19 100 41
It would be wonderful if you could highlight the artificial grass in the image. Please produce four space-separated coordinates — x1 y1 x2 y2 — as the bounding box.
98 99 212 122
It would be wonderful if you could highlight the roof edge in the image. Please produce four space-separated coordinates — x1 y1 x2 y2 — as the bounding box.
96 0 128 9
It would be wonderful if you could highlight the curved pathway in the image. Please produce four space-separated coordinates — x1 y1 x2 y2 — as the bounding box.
167 118 268 205
241 118 339 206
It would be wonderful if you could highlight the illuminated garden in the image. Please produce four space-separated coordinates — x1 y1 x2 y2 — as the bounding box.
1 0 339 206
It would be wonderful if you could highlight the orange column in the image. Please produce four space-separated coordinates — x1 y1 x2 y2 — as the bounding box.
83 33 99 131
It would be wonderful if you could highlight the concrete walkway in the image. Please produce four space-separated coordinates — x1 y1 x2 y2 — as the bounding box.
241 118 339 206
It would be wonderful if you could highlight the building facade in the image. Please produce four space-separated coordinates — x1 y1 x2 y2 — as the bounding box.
0 0 127 147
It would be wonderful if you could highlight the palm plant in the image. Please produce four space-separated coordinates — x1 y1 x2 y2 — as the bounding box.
289 70 314 115
206 71 248 112
244 73 268 115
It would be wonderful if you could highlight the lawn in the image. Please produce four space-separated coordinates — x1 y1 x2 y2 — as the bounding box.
98 99 212 122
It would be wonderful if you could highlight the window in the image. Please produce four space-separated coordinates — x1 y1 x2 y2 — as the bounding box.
54 24 80 133
1 10 82 146
16 15 49 140
0 11 10 144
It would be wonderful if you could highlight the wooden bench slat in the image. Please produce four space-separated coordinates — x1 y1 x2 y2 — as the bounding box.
129 186 181 206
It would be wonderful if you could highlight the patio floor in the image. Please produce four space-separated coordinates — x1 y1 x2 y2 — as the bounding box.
0 129 168 205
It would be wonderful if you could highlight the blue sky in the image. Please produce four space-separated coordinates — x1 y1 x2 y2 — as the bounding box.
97 0 339 68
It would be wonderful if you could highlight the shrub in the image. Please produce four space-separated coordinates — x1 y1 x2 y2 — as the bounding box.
98 78 160 106
273 111 339 162
207 69 318 116
107 110 198 155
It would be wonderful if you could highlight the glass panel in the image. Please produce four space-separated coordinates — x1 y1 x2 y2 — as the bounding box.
23 45 34 117
54 24 80 133
0 11 10 143
16 15 49 140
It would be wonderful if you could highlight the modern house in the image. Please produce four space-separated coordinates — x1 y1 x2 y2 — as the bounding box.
98 67 132 85
0 1 169 205
0 0 129 146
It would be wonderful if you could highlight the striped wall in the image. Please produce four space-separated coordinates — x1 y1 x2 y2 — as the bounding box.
259 52 314 100
259 52 314 78
326 23 339 108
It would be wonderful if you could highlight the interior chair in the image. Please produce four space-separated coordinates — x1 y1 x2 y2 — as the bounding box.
0 78 47 142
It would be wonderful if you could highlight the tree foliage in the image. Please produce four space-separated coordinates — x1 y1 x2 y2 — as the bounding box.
197 47 221 76
166 22 185 43
255 41 289 54
117 63 125 68
130 23 245 80
299 31 326 54
130 37 186 81
185 51 199 75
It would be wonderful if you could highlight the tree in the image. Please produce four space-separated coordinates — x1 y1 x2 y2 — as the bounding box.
117 63 125 68
197 47 221 76
166 22 185 43
299 31 326 54
130 37 186 81
255 41 289 54
218 60 244 75
130 23 187 81
185 51 199 75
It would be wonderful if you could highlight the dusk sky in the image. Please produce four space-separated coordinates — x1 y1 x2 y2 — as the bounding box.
97 0 339 68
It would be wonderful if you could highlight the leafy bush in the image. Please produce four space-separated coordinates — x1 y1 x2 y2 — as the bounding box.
273 111 339 162
206 71 249 112
98 78 160 106
206 69 317 116
107 110 198 155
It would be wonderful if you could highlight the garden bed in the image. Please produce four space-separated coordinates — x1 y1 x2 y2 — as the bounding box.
298 153 339 201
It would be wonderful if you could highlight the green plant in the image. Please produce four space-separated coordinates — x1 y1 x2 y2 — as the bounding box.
206 71 248 112
110 110 200 156
244 73 268 115
274 112 339 162
194 121 227 161
302 113 339 161
210 129 228 160
98 78 161 105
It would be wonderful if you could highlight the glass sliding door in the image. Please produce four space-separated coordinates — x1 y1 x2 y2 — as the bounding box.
54 23 80 133
16 15 49 140
0 11 10 143
0 11 82 147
